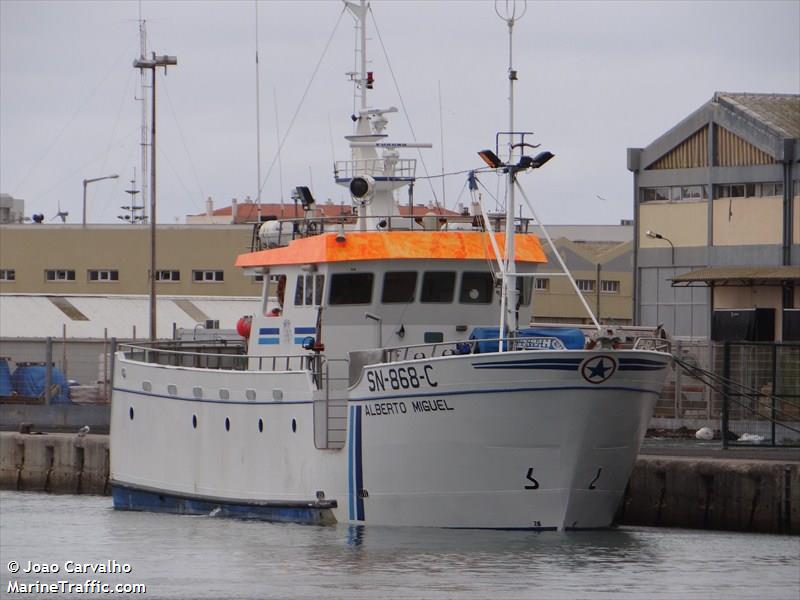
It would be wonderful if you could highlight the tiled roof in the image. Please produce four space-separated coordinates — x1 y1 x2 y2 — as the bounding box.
715 93 800 139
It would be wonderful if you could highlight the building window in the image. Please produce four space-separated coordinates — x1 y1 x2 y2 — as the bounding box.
0 269 15 281
294 273 324 306
156 270 180 282
421 271 456 303
576 279 595 293
459 272 493 304
382 271 417 304
329 273 373 305
88 269 119 282
601 280 620 294
642 185 707 203
534 278 549 291
45 269 75 282
714 182 782 199
193 270 224 282
252 274 264 282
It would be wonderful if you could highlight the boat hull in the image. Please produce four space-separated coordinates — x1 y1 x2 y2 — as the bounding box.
110 349 669 529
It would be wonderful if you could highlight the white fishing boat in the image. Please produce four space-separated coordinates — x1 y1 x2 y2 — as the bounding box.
110 0 671 530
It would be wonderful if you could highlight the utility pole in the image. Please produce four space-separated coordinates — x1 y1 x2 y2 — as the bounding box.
134 52 177 340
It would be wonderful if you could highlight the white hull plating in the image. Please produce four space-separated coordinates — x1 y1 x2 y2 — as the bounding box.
110 349 669 529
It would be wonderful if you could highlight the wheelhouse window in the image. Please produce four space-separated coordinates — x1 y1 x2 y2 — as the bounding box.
382 271 417 303
265 274 287 316
155 270 180 281
459 271 493 304
45 269 75 282
88 269 119 282
0 269 15 282
421 271 456 303
329 273 373 305
193 270 224 282
294 273 325 306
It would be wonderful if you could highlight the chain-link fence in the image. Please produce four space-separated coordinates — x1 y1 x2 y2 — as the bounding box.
716 342 800 447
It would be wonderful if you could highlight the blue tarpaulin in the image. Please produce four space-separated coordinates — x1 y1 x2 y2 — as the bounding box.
469 327 585 353
0 359 11 396
10 364 71 403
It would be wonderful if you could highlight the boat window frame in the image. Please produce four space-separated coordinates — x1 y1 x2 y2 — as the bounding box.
459 271 494 304
328 272 374 305
420 270 456 304
381 271 418 304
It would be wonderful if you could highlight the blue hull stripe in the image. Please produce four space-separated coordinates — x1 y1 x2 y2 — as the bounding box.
618 358 668 366
349 385 662 403
474 364 579 370
355 407 364 521
348 406 355 520
112 485 333 524
472 357 582 368
294 337 311 345
258 338 280 345
258 327 280 335
347 405 364 522
294 327 316 334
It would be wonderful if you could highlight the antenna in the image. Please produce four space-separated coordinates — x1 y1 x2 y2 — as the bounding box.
255 0 263 223
493 0 527 349
137 6 149 222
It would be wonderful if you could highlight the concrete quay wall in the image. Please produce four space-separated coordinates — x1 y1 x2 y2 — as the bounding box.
617 456 799 534
0 432 109 495
1 432 797 534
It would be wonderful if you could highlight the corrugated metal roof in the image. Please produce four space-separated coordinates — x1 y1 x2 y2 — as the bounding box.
672 266 800 286
716 93 800 139
0 294 260 339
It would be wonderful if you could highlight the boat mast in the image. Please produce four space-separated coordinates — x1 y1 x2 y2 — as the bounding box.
496 0 527 349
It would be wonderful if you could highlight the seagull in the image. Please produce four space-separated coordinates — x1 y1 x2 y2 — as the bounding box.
77 425 90 437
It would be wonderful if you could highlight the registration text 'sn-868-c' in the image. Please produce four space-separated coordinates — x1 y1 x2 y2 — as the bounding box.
366 365 438 392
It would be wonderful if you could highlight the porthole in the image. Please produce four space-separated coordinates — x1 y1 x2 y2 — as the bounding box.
258 418 264 433
192 414 197 429
193 386 203 399
142 381 152 392
291 418 297 433
167 384 177 396
219 389 230 400
225 417 230 431
120 368 127 378
246 389 256 401
272 389 283 401
129 406 134 420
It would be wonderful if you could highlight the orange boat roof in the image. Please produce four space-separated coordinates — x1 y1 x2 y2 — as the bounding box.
236 231 547 269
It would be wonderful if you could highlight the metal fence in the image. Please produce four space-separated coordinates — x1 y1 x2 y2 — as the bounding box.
717 342 800 447
0 337 115 404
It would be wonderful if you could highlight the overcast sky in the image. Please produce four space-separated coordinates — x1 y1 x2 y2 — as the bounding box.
1 0 798 226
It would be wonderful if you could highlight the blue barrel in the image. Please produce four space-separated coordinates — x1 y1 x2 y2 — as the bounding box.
0 358 12 396
10 362 71 403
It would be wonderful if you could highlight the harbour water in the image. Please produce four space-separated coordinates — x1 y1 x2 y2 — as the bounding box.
1 491 798 599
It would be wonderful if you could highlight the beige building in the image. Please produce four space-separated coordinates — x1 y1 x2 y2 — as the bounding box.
0 224 261 296
628 92 800 340
0 219 634 324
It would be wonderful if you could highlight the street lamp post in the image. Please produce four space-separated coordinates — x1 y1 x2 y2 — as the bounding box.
646 229 675 265
134 53 177 341
646 229 676 334
82 174 119 227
